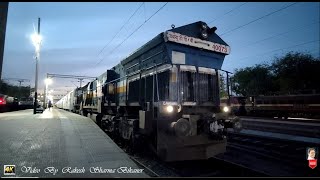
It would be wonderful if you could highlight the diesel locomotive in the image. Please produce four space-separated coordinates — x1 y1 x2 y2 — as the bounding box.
56 21 242 161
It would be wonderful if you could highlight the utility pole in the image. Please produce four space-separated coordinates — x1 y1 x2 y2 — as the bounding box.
33 17 41 114
226 72 230 106
79 78 83 88
0 2 8 81
43 73 48 109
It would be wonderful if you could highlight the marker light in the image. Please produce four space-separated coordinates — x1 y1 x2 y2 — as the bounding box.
201 30 208 39
201 23 208 30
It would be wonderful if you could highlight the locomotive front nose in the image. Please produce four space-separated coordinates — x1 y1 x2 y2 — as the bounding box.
170 118 191 136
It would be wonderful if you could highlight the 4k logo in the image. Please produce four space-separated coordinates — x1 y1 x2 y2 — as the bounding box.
4 165 16 175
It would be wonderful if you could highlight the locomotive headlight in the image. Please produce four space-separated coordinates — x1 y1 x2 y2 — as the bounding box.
166 105 174 113
223 106 229 113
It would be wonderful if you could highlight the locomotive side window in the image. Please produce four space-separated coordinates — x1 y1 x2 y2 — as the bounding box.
89 81 93 91
145 75 153 102
92 80 97 91
128 80 140 102
108 84 114 94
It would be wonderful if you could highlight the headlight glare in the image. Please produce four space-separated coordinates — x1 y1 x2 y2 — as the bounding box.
223 106 229 113
166 105 174 113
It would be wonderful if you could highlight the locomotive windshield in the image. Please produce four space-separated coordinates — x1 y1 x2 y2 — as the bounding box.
180 68 196 102
198 70 216 102
178 65 218 104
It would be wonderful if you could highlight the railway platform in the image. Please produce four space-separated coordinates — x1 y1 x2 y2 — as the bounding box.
0 109 149 178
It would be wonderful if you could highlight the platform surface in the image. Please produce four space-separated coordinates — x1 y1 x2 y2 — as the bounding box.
0 109 148 178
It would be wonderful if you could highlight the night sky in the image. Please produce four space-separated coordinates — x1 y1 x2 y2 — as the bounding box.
2 2 319 95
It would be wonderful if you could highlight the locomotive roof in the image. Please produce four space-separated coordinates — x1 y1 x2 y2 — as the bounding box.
120 21 229 66
167 21 229 46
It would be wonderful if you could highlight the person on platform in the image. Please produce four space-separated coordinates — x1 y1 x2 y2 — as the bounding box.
48 100 52 110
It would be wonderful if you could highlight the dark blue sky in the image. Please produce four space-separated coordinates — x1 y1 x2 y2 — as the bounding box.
2 2 319 93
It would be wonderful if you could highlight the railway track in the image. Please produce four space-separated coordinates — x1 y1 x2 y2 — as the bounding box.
128 151 267 177
239 116 320 123
239 117 320 138
126 131 320 177
226 132 320 176
228 132 319 162
101 121 320 177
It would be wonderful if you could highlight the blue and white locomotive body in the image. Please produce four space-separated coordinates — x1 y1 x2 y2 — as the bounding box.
57 21 241 161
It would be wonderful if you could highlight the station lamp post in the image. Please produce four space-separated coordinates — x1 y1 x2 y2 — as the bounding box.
44 77 52 109
31 18 42 114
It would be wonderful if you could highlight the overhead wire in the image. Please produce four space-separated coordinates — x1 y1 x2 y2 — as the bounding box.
237 20 320 50
97 3 144 57
208 2 248 25
236 39 319 62
95 2 168 67
220 2 299 36
82 3 145 75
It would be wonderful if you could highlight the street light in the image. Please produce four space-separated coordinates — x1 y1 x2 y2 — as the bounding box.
44 77 52 109
31 33 42 53
45 78 52 85
32 17 41 114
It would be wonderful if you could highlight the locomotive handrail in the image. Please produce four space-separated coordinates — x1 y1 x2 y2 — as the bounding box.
127 62 167 78
141 51 164 63
103 76 127 85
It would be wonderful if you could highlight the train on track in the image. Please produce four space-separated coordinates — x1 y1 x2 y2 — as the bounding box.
0 93 19 112
0 94 39 112
55 21 242 161
221 94 320 119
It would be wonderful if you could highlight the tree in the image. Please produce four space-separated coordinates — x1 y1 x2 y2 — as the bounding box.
271 52 320 94
231 64 275 96
231 52 320 96
0 80 31 98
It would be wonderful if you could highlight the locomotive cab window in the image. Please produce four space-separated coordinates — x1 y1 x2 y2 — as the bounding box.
198 67 217 103
180 65 196 102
